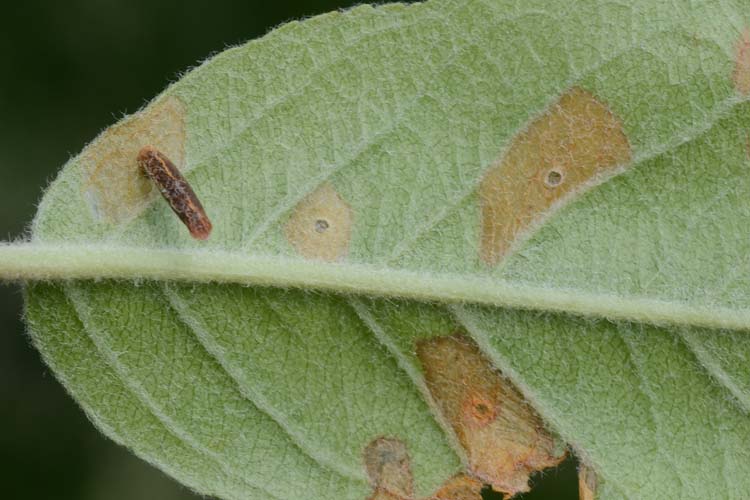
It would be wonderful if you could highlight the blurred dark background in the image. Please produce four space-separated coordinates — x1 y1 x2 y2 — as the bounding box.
0 2 578 498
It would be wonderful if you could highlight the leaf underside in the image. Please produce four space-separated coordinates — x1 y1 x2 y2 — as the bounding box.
22 1 750 499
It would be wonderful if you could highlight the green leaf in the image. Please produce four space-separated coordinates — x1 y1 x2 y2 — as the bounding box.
9 0 750 498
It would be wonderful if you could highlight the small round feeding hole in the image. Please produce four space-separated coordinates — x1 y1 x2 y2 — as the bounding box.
545 169 564 188
314 219 330 233
464 393 496 426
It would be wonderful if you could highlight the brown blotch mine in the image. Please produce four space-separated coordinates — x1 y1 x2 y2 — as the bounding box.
734 29 750 95
479 87 631 265
82 96 185 224
285 182 353 261
429 474 484 500
578 464 597 500
364 437 414 500
137 146 212 240
416 335 566 497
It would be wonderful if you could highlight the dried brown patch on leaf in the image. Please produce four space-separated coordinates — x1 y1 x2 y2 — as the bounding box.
734 28 750 95
81 96 186 223
416 334 566 496
364 437 414 500
285 182 353 261
578 464 597 500
479 87 631 265
429 474 484 500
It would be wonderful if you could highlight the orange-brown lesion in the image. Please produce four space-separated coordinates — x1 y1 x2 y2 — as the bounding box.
416 334 566 497
462 390 497 428
81 96 186 224
479 87 631 265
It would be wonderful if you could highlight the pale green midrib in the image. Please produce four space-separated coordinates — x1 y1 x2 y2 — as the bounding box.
3 242 749 332
63 283 286 500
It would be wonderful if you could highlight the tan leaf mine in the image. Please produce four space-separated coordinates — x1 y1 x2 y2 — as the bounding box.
734 28 750 95
364 437 414 500
81 96 186 223
416 335 566 497
479 87 631 265
429 474 484 500
578 464 597 500
285 182 353 261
